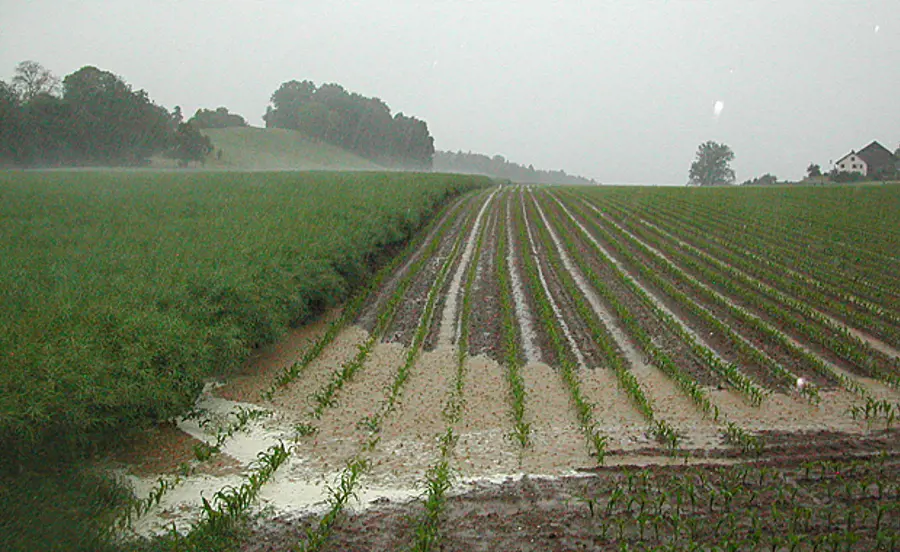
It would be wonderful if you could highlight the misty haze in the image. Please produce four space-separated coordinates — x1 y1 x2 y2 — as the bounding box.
1 2 899 550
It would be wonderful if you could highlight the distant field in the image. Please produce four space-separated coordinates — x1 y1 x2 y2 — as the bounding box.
148 127 382 171
0 170 486 469
203 127 382 171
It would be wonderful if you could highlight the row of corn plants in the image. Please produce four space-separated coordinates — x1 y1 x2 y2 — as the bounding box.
609 203 900 388
116 405 271 533
511 191 609 461
655 201 900 329
495 191 532 448
545 193 762 455
553 194 767 406
299 194 479 428
570 194 817 402
616 198 900 349
770 193 900 259
693 190 900 276
261 193 469 400
137 442 290 550
295 190 486 552
642 201 900 352
571 451 899 550
410 191 494 551
642 192 897 302
848 397 899 430
662 191 900 276
620 204 867 391
526 192 681 450
574 195 869 398
659 194 900 312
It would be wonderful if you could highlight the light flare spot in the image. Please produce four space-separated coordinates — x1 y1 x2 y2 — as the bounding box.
713 100 725 118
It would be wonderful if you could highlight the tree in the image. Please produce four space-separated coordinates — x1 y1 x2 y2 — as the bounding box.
806 163 822 178
189 107 248 129
12 61 59 102
740 173 778 186
169 122 212 166
688 141 735 186
0 80 25 165
264 79 435 167
62 66 172 164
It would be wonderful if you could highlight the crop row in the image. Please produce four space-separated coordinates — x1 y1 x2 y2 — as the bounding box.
621 199 900 349
525 193 682 449
540 192 762 454
622 201 900 361
495 192 532 448
304 196 477 423
566 194 810 400
574 193 865 398
572 453 899 550
657 193 900 311
607 188 899 311
296 190 486 552
552 194 767 407
663 190 900 277
599 201 900 388
410 191 494 551
512 192 609 461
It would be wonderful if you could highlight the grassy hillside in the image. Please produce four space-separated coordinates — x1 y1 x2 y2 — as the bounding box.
150 127 382 171
201 127 382 170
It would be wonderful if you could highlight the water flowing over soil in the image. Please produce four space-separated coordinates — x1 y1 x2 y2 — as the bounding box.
112 186 900 549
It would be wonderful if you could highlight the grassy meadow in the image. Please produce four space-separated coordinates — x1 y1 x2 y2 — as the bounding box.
151 127 383 171
0 170 485 470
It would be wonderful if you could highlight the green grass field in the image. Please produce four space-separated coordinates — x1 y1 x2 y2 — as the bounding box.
0 170 485 470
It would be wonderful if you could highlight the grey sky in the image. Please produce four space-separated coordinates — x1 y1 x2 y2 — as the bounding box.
2 1 898 183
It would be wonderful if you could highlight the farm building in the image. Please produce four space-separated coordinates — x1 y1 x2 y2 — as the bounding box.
834 140 896 176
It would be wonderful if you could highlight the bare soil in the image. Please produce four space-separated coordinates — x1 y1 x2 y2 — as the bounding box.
242 430 900 552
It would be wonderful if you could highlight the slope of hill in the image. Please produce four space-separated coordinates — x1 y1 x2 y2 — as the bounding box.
199 127 383 171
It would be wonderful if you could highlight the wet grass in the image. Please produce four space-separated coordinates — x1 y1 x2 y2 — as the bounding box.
0 169 486 549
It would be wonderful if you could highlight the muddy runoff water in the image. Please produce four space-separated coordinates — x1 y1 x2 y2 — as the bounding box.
123 325 892 539
122 336 604 537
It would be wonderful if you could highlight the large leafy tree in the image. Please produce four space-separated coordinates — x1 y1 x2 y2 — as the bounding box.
4 61 176 167
688 141 735 186
264 79 434 168
63 66 172 164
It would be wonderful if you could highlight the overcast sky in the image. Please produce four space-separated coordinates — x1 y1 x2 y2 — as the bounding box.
2 1 898 183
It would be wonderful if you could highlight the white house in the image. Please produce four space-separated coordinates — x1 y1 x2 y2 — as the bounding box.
833 141 895 177
834 151 867 174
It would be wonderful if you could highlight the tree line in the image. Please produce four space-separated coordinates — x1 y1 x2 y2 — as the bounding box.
433 150 597 185
0 62 185 166
263 80 434 169
0 62 432 169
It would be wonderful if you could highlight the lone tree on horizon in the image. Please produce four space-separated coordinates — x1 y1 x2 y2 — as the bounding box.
688 141 735 186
